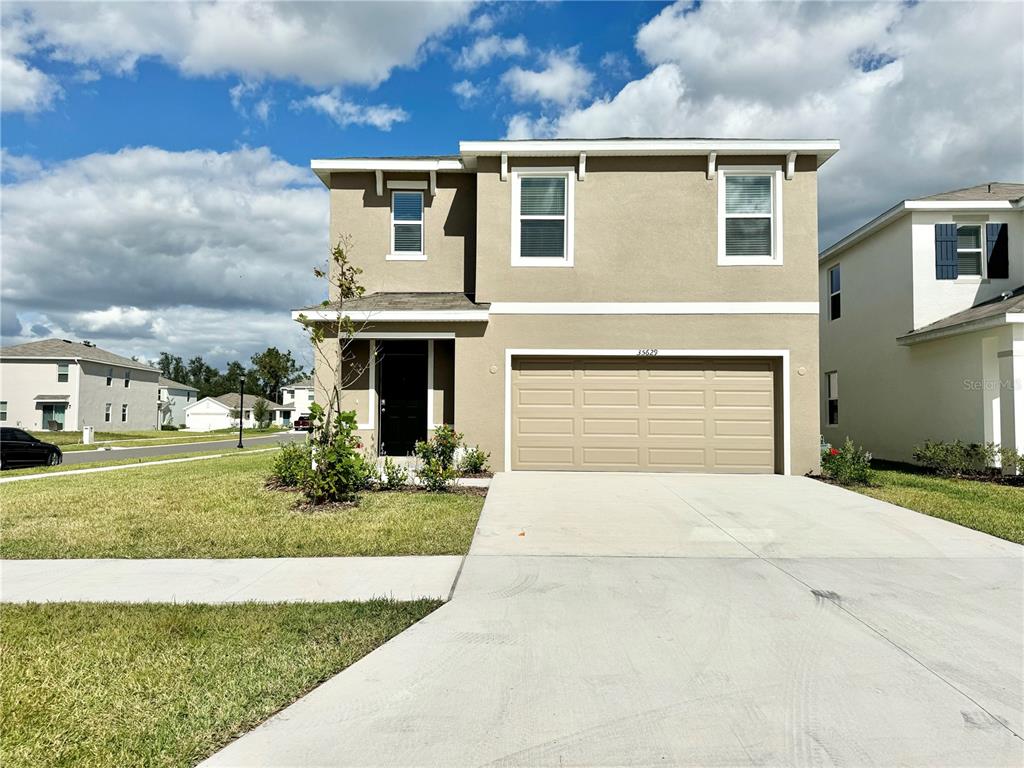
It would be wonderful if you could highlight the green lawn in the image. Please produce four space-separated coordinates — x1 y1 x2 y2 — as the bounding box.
0 601 439 768
0 445 278 477
0 451 485 558
859 468 1024 544
31 428 285 452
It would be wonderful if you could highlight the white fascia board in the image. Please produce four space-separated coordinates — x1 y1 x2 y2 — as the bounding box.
310 158 466 187
487 302 818 315
819 202 907 262
905 200 1015 211
292 309 489 322
896 314 1015 346
460 139 840 165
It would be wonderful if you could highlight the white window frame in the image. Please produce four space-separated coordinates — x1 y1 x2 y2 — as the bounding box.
123 370 130 388
954 223 985 279
511 167 575 268
825 371 839 426
106 367 113 386
0 401 6 421
121 403 128 422
828 265 841 321
387 186 426 261
57 362 69 383
717 167 784 266
104 403 112 423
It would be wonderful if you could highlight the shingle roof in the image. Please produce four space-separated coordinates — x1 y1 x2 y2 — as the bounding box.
899 285 1024 343
0 338 159 371
159 376 198 390
287 378 313 388
296 292 488 313
212 392 287 410
919 182 1024 202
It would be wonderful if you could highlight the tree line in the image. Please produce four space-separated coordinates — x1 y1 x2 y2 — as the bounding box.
158 347 306 403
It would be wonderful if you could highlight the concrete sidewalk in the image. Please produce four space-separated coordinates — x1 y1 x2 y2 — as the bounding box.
0 556 462 603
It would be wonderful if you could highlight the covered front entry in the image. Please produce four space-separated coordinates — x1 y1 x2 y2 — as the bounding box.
377 340 428 456
510 356 778 473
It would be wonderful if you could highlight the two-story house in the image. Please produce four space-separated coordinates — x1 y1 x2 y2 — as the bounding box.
296 138 840 474
280 378 314 419
158 376 199 428
819 183 1023 464
0 338 160 431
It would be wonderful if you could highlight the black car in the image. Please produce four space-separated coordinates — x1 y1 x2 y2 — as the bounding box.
0 427 62 470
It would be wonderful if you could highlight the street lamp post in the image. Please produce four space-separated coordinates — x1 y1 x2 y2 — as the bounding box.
237 377 245 449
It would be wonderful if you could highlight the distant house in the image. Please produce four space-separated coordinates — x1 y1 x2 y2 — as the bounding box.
280 377 314 417
158 377 200 428
184 392 292 431
0 338 160 432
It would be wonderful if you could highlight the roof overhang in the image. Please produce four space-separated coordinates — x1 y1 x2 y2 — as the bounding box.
34 394 70 402
310 157 470 187
292 308 490 323
897 312 1024 346
821 199 1019 262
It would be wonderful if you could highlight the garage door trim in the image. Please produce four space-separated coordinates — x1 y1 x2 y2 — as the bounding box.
504 348 791 474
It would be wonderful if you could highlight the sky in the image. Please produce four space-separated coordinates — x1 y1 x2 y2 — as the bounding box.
2 0 1022 370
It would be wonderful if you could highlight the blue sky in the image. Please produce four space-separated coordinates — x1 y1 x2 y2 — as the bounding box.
2 1 1021 367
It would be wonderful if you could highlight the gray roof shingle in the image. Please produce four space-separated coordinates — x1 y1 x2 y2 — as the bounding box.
0 339 159 372
159 376 198 390
212 392 287 411
296 292 488 313
899 285 1024 342
919 182 1024 202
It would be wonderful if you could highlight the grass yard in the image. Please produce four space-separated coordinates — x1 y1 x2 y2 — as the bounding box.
30 427 285 452
859 467 1024 544
0 451 485 558
0 445 279 477
0 600 439 768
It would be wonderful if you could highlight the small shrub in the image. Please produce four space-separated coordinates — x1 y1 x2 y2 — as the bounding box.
380 456 409 490
913 440 996 477
160 424 179 431
301 407 371 504
419 457 458 492
270 442 310 487
999 446 1022 476
414 424 463 470
458 444 490 475
821 437 873 485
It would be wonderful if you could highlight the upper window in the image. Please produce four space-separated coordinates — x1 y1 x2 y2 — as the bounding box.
389 191 424 259
825 371 839 426
956 225 983 276
511 169 574 267
719 170 782 265
0 401 6 422
57 363 69 383
106 367 113 386
828 265 841 321
124 370 131 388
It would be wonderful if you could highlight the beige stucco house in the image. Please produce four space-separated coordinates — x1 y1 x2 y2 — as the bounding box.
0 338 160 431
819 183 1023 464
297 138 840 475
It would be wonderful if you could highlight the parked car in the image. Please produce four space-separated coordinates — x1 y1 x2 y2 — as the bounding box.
0 427 62 469
292 416 313 432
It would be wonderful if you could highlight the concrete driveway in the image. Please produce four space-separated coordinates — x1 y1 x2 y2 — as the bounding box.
204 472 1023 767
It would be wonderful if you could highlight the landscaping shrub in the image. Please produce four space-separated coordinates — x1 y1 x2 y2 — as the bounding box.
270 442 309 487
821 437 873 485
301 407 371 504
419 457 458 492
380 456 408 490
414 424 462 470
913 440 996 477
160 424 179 431
458 444 490 475
999 446 1023 476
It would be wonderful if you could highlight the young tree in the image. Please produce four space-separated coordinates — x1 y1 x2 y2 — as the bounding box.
252 397 270 428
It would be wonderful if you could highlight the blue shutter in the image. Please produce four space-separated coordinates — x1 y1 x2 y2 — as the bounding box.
986 222 1009 279
934 223 958 280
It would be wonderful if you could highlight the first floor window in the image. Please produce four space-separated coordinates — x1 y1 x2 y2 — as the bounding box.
722 171 776 261
57 362 69 383
956 225 983 276
0 401 6 421
121 403 128 422
828 265 841 320
391 191 423 255
826 371 839 426
104 403 112 422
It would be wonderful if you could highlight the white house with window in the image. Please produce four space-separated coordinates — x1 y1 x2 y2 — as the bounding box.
184 392 292 431
0 338 160 431
280 378 314 419
158 376 199 427
819 182 1023 468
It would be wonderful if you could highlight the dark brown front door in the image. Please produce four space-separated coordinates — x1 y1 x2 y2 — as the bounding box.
378 341 428 456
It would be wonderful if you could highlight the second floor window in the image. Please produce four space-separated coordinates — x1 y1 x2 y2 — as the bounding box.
124 370 131 388
956 225 983 276
720 170 780 265
828 265 841 321
106 368 113 386
57 363 69 383
512 170 573 267
390 191 423 257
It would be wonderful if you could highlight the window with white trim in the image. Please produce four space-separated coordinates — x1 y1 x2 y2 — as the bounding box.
121 403 128 422
0 401 6 421
828 265 841 321
57 363 69 383
825 371 839 426
123 370 130 388
956 225 983 276
104 403 112 423
390 191 423 257
719 170 781 265
106 367 113 386
511 169 574 266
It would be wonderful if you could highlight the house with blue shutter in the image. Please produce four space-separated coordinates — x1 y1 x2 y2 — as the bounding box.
818 182 1023 467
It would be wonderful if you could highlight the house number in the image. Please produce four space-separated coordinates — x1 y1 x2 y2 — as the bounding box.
637 348 659 357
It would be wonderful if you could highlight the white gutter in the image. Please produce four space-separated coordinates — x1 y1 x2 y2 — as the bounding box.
292 309 490 323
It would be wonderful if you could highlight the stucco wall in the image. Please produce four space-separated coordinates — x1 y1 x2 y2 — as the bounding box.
0 359 79 430
159 386 197 427
78 361 160 431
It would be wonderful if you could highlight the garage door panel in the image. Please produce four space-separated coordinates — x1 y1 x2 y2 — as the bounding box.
511 356 776 473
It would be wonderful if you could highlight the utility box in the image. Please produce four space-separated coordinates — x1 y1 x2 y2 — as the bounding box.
82 425 95 445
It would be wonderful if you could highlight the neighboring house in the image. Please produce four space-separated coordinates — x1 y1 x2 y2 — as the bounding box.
158 376 199 427
184 392 291 431
819 182 1023 464
295 137 840 474
0 338 159 431
280 378 314 417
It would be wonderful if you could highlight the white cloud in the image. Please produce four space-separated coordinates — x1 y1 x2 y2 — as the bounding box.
456 33 528 69
1 146 327 365
229 80 273 123
452 78 482 104
501 47 594 107
505 1 1024 247
1 1 472 112
291 89 408 130
599 51 631 79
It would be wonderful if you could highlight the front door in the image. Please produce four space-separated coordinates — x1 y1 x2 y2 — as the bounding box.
41 403 66 430
378 341 428 456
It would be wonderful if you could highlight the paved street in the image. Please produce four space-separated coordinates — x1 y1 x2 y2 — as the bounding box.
59 430 305 465
204 471 1023 768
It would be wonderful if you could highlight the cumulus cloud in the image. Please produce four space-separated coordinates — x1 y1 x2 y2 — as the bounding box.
291 89 408 130
1 1 471 112
456 34 528 69
505 1 1023 248
1 146 327 365
452 78 482 105
501 47 594 107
